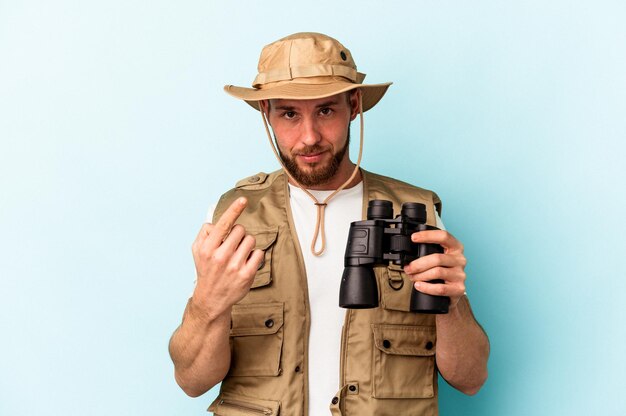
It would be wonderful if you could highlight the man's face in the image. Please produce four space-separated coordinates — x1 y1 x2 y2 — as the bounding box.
262 91 360 188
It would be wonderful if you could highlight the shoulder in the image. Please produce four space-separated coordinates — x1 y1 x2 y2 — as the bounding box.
362 169 441 202
213 170 286 221
233 170 284 190
363 170 434 194
362 169 442 215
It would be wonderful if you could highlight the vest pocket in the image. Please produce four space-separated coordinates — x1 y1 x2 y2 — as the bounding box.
229 302 284 377
208 393 281 415
248 228 278 289
371 324 436 399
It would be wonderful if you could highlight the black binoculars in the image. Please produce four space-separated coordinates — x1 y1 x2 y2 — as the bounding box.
339 199 450 314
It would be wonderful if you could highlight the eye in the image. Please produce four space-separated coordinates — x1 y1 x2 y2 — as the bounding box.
282 111 297 119
319 107 334 116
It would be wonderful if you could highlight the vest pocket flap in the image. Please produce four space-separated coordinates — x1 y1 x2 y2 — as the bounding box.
248 228 278 289
251 228 278 250
372 324 436 356
379 266 412 312
208 393 281 415
230 302 284 336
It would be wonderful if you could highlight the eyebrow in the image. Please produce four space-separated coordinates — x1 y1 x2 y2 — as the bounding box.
274 99 340 112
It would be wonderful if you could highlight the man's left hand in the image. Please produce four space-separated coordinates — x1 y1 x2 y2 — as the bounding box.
403 230 467 309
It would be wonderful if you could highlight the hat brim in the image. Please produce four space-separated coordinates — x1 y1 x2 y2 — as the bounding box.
224 81 392 112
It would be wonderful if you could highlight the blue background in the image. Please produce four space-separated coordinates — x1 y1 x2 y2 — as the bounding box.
1 1 625 415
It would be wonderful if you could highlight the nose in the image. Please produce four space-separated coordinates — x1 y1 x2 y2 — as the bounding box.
300 115 322 145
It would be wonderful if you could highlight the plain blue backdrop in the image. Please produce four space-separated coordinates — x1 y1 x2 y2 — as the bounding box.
1 1 625 415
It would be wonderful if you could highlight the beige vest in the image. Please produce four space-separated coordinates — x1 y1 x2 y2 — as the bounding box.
209 169 442 416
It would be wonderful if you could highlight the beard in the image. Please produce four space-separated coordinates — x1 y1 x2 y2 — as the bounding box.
278 128 350 188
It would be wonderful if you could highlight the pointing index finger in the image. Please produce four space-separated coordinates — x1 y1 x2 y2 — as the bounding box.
205 197 248 248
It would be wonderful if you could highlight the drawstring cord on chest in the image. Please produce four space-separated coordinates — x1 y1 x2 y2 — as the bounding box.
260 95 365 256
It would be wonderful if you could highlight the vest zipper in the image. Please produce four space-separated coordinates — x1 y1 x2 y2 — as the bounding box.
218 399 273 415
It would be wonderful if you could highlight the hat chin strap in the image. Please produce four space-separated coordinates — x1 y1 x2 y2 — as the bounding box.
260 95 365 256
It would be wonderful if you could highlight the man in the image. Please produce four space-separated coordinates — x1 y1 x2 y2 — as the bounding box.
169 32 489 415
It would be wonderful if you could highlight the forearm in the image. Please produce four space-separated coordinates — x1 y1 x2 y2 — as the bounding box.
435 295 489 395
169 298 232 397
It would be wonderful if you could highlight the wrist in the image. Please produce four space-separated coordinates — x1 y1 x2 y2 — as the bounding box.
447 291 466 311
186 296 232 327
436 294 470 323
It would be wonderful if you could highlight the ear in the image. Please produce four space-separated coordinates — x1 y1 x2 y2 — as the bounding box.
259 99 270 115
349 89 362 121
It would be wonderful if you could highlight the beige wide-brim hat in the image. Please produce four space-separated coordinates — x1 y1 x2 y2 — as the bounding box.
224 32 392 111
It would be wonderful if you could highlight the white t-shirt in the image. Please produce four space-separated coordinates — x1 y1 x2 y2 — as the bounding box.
288 183 363 414
205 181 444 414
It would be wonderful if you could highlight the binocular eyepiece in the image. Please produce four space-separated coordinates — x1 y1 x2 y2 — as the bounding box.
339 200 450 314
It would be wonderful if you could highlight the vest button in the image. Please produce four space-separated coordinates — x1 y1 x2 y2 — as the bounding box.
382 339 391 349
265 319 274 328
249 175 261 183
348 384 357 392
331 397 339 405
295 366 301 373
425 341 434 350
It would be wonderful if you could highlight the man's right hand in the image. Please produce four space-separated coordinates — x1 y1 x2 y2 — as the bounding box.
190 197 264 321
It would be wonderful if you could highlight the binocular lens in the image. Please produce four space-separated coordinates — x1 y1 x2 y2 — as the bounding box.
367 200 393 220
401 202 427 223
